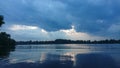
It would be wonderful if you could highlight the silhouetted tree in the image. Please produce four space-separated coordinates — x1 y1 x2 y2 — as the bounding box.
0 15 5 27
0 15 16 58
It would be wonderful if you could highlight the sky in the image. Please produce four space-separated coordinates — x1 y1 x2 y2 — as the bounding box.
0 0 120 41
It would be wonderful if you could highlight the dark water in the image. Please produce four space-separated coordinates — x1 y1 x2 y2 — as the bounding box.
0 44 120 68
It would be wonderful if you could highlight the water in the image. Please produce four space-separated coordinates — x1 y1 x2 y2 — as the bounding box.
0 44 120 68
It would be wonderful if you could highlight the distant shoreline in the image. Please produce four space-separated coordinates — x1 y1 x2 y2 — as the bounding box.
16 39 120 45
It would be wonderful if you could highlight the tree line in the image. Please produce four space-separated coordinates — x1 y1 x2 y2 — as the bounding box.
16 39 120 45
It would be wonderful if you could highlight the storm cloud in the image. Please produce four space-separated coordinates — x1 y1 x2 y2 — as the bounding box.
0 0 120 40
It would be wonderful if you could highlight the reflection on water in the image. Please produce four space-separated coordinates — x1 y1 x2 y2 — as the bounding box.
0 46 15 58
0 44 120 68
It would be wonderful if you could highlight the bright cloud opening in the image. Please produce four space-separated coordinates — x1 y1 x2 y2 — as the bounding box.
60 25 104 40
9 25 39 31
8 24 104 41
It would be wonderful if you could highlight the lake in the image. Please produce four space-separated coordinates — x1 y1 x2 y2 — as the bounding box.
0 44 120 68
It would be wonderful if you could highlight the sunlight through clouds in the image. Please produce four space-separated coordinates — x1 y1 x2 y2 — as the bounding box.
60 25 104 40
8 24 104 41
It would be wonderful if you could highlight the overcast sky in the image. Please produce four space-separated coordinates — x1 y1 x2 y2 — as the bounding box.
0 0 120 41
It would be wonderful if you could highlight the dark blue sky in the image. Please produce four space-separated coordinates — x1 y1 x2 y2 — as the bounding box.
0 0 120 41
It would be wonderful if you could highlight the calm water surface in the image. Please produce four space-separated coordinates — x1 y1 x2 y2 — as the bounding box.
0 44 120 68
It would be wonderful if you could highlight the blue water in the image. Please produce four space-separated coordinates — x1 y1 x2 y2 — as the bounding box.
0 44 120 68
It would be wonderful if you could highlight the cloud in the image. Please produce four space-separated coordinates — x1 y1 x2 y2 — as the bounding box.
9 25 39 31
107 23 120 39
0 0 120 39
7 24 104 41
108 23 120 33
7 24 68 41
60 25 104 40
